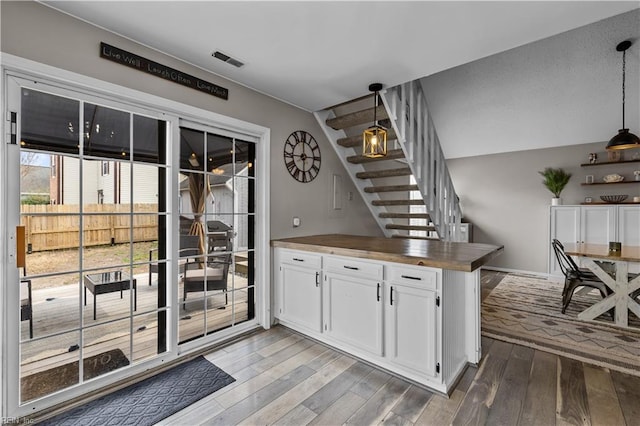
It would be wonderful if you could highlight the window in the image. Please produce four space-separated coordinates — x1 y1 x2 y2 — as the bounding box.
101 161 110 176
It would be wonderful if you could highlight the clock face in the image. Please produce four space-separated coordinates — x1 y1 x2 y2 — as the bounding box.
283 130 321 183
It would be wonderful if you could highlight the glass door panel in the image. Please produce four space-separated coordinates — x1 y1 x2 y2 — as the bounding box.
178 125 256 344
13 81 169 404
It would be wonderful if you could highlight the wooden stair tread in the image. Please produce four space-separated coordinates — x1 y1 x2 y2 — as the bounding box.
386 224 436 231
347 149 405 164
372 199 424 206
356 167 412 179
337 129 397 148
365 184 419 193
379 212 430 219
326 106 389 130
392 234 440 241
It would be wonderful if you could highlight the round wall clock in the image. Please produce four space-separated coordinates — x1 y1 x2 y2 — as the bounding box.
283 130 321 183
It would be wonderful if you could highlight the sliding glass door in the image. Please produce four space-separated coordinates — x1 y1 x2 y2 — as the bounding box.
177 123 256 344
7 77 170 404
4 70 265 414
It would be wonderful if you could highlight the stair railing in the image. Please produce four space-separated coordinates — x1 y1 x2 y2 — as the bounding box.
380 81 463 241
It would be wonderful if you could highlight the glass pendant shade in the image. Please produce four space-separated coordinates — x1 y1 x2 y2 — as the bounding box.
606 128 640 150
362 82 387 158
363 125 387 158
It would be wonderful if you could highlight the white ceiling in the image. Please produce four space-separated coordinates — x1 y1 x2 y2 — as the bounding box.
43 1 639 112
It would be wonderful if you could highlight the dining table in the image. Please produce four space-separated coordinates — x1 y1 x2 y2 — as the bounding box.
563 243 640 328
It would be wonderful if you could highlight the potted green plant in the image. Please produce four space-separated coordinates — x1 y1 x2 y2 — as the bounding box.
538 167 572 205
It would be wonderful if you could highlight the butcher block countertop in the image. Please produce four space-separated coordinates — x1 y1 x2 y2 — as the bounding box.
271 234 503 272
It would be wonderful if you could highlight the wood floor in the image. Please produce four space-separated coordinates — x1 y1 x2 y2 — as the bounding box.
159 270 640 426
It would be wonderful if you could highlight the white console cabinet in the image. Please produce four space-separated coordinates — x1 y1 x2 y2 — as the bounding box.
273 247 480 394
323 255 383 356
549 205 640 277
385 264 439 380
274 249 322 333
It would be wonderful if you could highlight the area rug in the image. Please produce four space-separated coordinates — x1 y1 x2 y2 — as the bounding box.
482 274 640 376
40 356 235 426
22 349 130 402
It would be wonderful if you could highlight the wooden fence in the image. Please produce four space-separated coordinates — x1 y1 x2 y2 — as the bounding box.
20 204 158 252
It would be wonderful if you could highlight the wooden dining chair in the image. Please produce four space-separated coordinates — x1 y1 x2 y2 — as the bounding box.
551 239 611 315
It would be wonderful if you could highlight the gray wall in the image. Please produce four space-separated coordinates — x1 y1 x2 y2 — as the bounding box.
448 141 640 273
423 9 640 273
0 1 381 240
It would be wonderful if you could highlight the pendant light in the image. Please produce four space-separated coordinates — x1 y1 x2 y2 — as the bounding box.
606 40 640 151
363 83 387 157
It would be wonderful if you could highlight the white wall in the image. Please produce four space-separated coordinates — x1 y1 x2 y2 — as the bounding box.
422 9 639 159
422 9 640 273
0 1 380 239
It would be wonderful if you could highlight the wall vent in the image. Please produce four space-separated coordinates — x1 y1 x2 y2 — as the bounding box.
212 51 244 68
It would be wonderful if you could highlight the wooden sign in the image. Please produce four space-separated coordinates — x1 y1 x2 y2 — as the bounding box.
100 42 228 100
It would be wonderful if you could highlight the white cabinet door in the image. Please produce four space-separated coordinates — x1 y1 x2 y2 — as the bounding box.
618 206 640 246
385 282 438 378
278 264 322 333
549 206 580 276
581 206 616 244
323 272 383 356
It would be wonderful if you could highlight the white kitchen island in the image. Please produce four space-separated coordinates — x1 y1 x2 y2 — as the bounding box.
271 234 503 395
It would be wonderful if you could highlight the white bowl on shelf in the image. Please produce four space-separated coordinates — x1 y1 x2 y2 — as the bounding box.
603 174 624 183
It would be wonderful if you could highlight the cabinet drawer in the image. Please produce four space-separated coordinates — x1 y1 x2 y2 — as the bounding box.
387 265 438 291
325 255 383 280
279 250 322 269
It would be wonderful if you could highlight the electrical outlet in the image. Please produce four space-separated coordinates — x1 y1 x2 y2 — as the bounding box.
293 217 301 227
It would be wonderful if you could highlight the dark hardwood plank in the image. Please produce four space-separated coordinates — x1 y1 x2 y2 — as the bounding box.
380 411 412 426
301 361 373 414
610 369 640 425
456 365 479 393
416 389 465 426
345 376 411 425
485 346 534 425
519 350 557 426
308 391 366 426
350 367 392 400
583 365 625 426
251 338 315 372
272 404 317 426
556 357 591 426
389 384 433 423
451 348 510 425
208 364 315 425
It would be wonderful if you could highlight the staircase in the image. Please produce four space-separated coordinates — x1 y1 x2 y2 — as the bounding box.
314 80 462 241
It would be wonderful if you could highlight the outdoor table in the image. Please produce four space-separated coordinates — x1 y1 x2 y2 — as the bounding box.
564 243 640 328
84 271 137 320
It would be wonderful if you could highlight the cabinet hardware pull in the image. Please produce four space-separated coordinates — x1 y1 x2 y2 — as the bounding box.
401 275 421 281
377 283 380 301
292 258 304 262
390 286 394 305
315 272 319 287
344 265 359 270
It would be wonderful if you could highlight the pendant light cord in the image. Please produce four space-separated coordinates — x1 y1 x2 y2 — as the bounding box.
373 91 378 126
622 49 626 129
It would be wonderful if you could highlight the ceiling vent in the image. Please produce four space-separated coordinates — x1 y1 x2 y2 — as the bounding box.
212 51 244 68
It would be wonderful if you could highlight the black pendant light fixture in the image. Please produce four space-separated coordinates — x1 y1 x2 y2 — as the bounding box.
363 83 387 158
606 40 640 151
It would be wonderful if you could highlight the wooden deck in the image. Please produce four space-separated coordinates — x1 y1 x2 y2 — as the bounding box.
20 271 250 400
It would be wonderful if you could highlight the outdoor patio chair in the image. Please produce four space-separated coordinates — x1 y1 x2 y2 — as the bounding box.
551 239 611 315
20 267 33 339
182 231 232 309
148 234 201 286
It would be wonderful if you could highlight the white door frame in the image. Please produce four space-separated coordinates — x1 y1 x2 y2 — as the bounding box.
0 53 270 418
